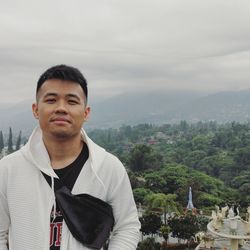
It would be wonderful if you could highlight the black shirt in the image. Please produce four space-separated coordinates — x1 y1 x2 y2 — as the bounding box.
49 142 89 250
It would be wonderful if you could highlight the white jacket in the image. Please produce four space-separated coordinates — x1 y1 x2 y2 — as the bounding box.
0 127 140 250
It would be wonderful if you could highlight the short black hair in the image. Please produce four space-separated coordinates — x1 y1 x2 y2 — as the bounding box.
36 64 88 100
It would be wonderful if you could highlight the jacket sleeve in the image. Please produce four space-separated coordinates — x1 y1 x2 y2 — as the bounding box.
107 158 141 250
0 161 10 250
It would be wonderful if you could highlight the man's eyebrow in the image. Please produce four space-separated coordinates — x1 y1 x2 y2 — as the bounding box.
42 93 81 100
43 92 58 98
66 94 81 100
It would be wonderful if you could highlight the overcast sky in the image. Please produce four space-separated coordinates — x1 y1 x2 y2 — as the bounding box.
1 0 250 105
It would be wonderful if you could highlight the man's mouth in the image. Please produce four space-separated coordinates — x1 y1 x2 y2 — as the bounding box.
51 118 71 124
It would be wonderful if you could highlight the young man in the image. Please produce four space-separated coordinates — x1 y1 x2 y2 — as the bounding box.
0 65 140 250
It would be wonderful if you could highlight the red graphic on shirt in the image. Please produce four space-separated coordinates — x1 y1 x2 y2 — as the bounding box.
50 209 63 248
50 223 55 246
50 222 63 247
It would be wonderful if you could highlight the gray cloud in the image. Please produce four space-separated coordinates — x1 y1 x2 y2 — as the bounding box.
1 0 250 104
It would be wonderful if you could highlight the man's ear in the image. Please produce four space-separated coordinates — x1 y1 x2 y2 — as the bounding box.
83 106 91 122
32 103 39 119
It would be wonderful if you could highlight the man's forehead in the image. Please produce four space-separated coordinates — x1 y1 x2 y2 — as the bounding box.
41 79 82 89
37 79 85 100
37 79 85 97
43 92 81 98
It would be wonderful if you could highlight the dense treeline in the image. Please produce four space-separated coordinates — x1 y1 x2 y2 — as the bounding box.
0 128 23 155
88 121 250 209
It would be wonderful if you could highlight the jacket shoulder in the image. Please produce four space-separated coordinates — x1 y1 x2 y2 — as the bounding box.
0 150 23 168
0 150 26 180
0 151 23 196
102 152 127 173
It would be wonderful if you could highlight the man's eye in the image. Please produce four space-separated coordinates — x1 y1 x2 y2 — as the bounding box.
68 100 78 104
46 99 56 103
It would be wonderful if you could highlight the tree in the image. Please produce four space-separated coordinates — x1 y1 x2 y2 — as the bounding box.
133 188 152 205
196 193 223 208
191 135 211 151
137 238 161 250
15 131 22 151
145 193 179 225
160 225 171 242
184 150 207 169
179 120 189 132
232 171 250 191
168 213 208 243
144 172 167 193
139 213 162 237
233 147 250 171
0 131 4 153
7 127 13 153
127 171 144 189
128 144 163 172
160 164 189 194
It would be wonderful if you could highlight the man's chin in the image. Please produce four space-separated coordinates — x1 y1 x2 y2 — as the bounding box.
51 131 73 139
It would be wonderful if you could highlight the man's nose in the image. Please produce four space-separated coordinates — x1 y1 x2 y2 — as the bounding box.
55 101 68 113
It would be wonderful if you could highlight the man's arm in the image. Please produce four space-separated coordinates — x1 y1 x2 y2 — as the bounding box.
0 161 10 250
0 191 9 250
107 159 140 250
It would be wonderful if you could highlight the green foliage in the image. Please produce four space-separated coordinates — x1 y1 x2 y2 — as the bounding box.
168 213 208 242
15 131 22 151
184 150 207 169
0 131 4 152
128 171 145 189
231 171 250 206
137 162 234 208
85 121 250 207
137 238 161 250
144 172 167 193
196 193 223 207
160 225 171 241
191 135 212 151
7 127 13 153
159 164 190 194
139 213 162 236
145 193 179 225
128 144 163 172
233 147 250 170
196 215 210 232
133 188 153 204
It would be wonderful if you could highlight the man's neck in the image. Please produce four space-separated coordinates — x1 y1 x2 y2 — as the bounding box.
43 134 83 169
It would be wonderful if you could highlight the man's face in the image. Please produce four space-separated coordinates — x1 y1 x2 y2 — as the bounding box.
32 79 90 140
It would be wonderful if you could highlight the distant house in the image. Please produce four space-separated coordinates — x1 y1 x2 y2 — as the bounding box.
154 132 174 144
122 142 134 152
148 138 157 145
155 132 168 140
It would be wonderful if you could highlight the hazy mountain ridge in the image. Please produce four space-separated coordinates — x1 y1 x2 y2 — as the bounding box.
0 90 250 136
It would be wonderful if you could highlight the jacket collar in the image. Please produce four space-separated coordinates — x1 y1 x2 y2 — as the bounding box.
21 127 106 178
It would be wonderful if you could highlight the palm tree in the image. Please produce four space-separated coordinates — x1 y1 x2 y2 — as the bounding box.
145 193 179 225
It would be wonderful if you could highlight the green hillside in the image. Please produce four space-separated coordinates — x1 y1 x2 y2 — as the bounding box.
88 121 250 210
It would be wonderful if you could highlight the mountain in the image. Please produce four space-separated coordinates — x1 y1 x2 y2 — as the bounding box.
88 90 201 128
0 100 37 137
176 90 250 122
0 90 250 136
89 89 250 128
